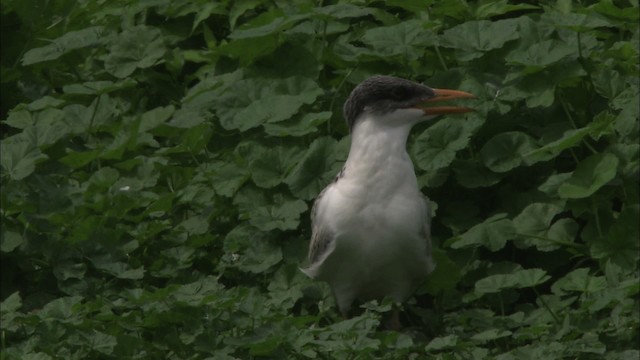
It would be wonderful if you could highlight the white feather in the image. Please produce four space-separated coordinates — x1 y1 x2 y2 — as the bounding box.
305 108 436 313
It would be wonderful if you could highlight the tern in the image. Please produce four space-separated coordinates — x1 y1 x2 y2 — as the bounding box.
302 75 474 316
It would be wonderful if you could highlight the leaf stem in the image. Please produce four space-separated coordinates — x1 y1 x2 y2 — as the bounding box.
433 45 448 71
558 92 597 155
515 232 588 253
328 68 356 134
533 287 560 324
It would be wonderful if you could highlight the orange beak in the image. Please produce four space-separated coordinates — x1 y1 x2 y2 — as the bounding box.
415 89 475 115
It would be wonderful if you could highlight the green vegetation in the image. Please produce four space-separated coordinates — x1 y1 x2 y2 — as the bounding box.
1 0 638 358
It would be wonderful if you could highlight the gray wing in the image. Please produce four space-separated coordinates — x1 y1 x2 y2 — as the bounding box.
422 196 436 274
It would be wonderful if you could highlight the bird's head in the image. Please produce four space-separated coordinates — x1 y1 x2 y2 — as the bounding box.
343 75 475 131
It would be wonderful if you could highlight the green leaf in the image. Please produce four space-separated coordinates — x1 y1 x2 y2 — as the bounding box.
22 26 106 65
229 12 307 39
214 77 323 131
1 231 24 252
249 145 304 189
285 137 343 200
451 213 515 251
360 20 437 61
413 116 482 172
513 203 563 238
474 1 538 19
223 224 283 273
0 292 22 314
441 19 520 60
558 153 619 198
542 10 612 31
105 26 166 78
475 273 518 294
207 161 250 198
140 105 175 132
1 133 48 180
480 132 538 173
471 328 513 342
552 268 607 294
262 111 331 137
476 268 550 295
506 39 577 70
425 335 458 351
249 197 308 231
591 204 640 270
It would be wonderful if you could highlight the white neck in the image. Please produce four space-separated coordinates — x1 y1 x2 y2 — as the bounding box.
344 109 432 183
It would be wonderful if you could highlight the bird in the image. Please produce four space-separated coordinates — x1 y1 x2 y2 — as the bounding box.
301 75 474 316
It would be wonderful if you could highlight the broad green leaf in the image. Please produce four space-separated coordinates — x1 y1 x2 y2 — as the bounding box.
313 3 375 19
471 328 513 342
592 67 626 100
86 331 117 355
538 172 572 195
476 268 550 295
425 335 458 351
285 137 343 200
558 153 619 198
542 10 612 31
38 296 83 320
475 273 518 294
214 77 323 131
506 39 577 71
1 231 23 252
217 36 279 65
474 1 538 19
208 161 250 198
4 108 33 129
480 132 538 173
139 105 175 132
22 26 106 65
514 268 551 288
223 224 283 273
229 12 307 39
105 26 166 78
451 213 515 251
360 20 437 61
552 268 607 294
441 19 520 60
513 203 563 237
1 133 48 180
262 111 331 137
62 79 137 95
249 145 304 189
249 197 308 231
591 204 640 270
413 116 482 172
177 215 209 235
92 260 145 280
0 292 22 314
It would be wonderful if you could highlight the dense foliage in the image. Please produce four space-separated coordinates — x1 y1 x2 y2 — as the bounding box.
1 0 638 358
